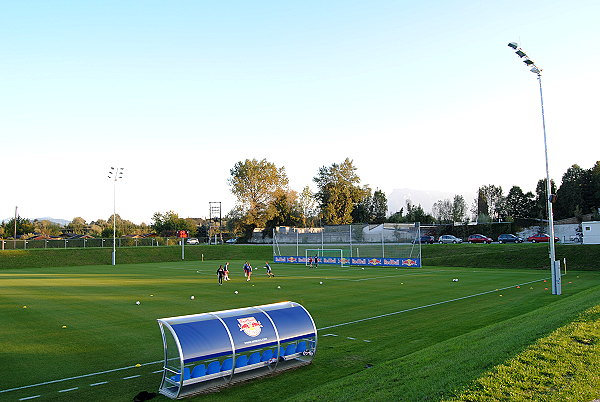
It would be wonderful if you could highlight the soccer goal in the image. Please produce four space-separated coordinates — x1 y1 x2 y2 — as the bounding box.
305 248 346 267
272 223 421 268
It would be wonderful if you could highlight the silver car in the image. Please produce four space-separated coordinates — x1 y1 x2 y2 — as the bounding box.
438 235 463 244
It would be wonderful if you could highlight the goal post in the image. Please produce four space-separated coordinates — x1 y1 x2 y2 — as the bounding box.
305 249 346 267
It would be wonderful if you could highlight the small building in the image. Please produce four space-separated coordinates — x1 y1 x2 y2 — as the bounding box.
581 221 600 245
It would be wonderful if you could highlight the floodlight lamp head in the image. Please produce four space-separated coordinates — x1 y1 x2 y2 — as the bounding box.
523 58 534 65
530 67 541 74
515 50 527 58
508 42 518 49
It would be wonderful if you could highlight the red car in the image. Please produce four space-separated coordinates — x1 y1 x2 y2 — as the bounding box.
467 234 493 244
527 233 559 243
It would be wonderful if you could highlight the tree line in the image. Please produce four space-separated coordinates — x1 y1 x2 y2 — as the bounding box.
2 160 598 240
227 158 600 238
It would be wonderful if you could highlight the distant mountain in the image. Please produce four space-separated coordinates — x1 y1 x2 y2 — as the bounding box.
1 217 70 225
387 188 474 215
35 217 70 226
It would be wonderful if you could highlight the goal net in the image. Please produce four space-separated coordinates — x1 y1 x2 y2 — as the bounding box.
305 249 345 267
273 223 421 268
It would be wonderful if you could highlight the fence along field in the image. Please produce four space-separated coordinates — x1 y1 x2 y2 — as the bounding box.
1 236 182 250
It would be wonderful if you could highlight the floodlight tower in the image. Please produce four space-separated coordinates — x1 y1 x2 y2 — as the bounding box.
507 42 560 295
108 167 124 266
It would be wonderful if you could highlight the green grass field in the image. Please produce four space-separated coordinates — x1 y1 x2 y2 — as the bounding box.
1 259 599 401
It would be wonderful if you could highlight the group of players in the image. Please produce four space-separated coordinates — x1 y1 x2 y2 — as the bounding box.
216 261 274 285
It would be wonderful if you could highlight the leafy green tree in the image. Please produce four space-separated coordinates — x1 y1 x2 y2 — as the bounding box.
2 217 35 238
33 219 63 236
351 186 373 223
432 199 453 223
590 161 600 214
298 186 317 227
451 195 467 223
554 164 599 219
388 208 404 223
151 211 193 237
535 178 557 221
264 189 302 234
476 185 505 221
404 200 434 224
505 186 535 219
313 158 367 224
67 217 87 234
371 189 388 224
228 158 289 232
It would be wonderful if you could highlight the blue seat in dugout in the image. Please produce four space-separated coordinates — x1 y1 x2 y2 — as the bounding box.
260 349 273 362
220 358 233 371
206 361 221 375
284 344 297 356
170 367 191 382
157 301 317 399
296 341 307 354
248 352 261 365
191 364 206 378
235 355 248 368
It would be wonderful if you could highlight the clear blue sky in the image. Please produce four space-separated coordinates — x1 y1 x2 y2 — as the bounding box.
2 0 598 224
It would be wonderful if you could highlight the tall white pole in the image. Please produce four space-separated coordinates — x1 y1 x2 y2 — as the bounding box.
108 167 124 266
538 73 560 295
112 178 116 266
507 42 560 295
14 206 18 248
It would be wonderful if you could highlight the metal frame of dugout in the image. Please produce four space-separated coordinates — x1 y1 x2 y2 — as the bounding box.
157 301 317 399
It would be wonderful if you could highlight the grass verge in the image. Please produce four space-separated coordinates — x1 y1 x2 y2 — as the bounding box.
283 285 600 401
446 303 600 401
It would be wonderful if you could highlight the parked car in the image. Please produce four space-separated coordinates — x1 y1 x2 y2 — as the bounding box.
225 238 237 244
498 234 524 244
467 234 493 244
186 238 199 245
414 235 435 244
527 233 559 243
438 235 463 244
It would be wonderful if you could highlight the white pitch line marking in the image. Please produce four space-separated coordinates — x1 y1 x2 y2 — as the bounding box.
122 375 141 380
89 381 108 387
364 340 372 342
19 396 41 401
322 333 338 337
0 360 162 394
152 370 163 373
346 337 356 340
58 387 78 393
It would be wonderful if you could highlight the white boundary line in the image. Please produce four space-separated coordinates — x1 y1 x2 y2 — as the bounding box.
0 276 548 395
0 360 162 394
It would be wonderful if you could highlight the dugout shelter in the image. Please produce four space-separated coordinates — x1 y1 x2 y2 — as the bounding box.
157 301 317 399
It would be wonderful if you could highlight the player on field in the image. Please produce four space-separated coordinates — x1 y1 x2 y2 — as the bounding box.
224 262 230 281
264 262 274 277
217 265 225 285
246 263 253 281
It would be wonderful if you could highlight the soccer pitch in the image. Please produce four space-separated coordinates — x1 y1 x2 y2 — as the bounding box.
1 261 599 401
